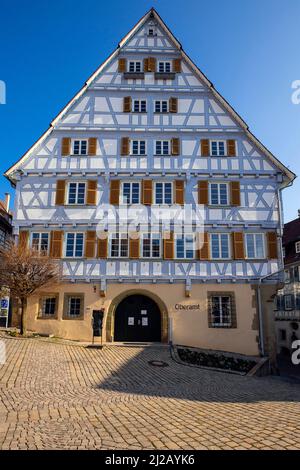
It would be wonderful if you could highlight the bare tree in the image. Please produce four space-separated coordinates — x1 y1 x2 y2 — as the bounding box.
0 241 61 335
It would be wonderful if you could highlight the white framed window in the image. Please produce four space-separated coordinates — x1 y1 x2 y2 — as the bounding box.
284 294 293 310
155 100 168 113
67 182 86 205
175 234 195 259
128 61 142 73
284 269 290 284
31 233 49 254
209 183 228 205
133 100 147 113
41 296 57 316
158 61 171 73
65 233 84 258
210 233 230 259
73 140 87 156
210 296 232 327
155 140 170 155
295 241 300 253
68 297 82 317
141 233 161 258
121 182 141 204
131 140 146 155
211 140 226 157
245 233 265 259
110 233 129 258
154 182 173 204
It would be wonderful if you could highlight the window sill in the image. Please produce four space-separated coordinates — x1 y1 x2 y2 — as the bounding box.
37 316 58 320
62 316 84 321
124 72 145 79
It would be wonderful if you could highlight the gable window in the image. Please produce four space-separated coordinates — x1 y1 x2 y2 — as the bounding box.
155 100 168 113
141 233 161 258
211 234 230 259
31 233 49 254
211 141 226 157
131 140 146 155
158 61 171 73
155 182 173 205
41 296 57 316
133 100 147 113
245 234 265 259
175 234 195 259
155 140 170 155
209 295 233 328
65 233 84 258
68 182 86 205
209 183 228 205
129 61 142 73
121 182 140 204
295 241 300 253
110 233 129 258
73 140 87 156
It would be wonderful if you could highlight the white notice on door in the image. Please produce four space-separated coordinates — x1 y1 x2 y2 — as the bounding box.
142 317 148 326
128 317 134 326
141 310 147 315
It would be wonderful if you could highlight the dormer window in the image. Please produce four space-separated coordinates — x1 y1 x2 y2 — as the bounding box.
129 61 142 73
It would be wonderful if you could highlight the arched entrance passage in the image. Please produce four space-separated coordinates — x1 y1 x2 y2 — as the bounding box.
105 290 168 343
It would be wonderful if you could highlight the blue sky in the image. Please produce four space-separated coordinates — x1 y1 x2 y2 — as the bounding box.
0 0 299 222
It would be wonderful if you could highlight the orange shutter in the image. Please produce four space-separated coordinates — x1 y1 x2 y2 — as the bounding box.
19 231 29 249
175 180 184 205
230 182 241 206
110 180 120 205
97 235 108 259
163 232 174 260
85 231 96 258
171 138 180 156
201 139 210 157
61 138 71 156
173 58 181 73
148 57 156 72
118 58 127 72
129 234 140 259
121 137 130 156
87 180 97 205
88 138 97 156
55 180 66 205
50 231 63 258
142 180 153 205
123 96 132 112
198 181 209 205
143 58 149 72
267 232 278 259
169 97 178 113
232 232 245 260
227 140 236 157
198 232 210 260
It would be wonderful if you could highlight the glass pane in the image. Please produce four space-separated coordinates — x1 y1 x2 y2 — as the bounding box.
143 236 151 257
219 184 228 205
211 234 220 258
132 183 140 204
162 101 168 112
218 142 225 156
163 141 169 155
66 233 75 257
211 142 218 156
165 62 171 72
134 101 139 112
246 234 255 258
176 237 185 258
156 141 162 155
212 297 221 323
155 183 163 204
75 234 83 257
155 101 160 113
210 184 219 205
77 183 85 204
73 141 80 155
255 234 264 258
40 234 49 252
220 234 229 258
120 238 128 257
140 141 146 155
68 183 77 204
122 183 131 204
141 101 146 112
164 183 172 204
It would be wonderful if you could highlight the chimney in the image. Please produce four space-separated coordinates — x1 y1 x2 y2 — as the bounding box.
4 193 10 212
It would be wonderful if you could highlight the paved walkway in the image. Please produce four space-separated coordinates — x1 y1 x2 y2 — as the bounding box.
0 335 300 450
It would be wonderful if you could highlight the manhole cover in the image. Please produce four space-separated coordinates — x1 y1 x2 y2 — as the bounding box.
148 360 169 367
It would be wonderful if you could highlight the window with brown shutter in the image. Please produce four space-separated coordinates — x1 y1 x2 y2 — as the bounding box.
88 138 97 156
232 232 245 260
198 181 209 205
118 58 127 72
198 232 210 260
175 180 184 205
163 232 174 260
110 180 120 205
227 140 236 157
97 235 108 259
142 180 152 205
87 180 97 205
173 58 181 73
123 96 132 113
201 139 210 157
129 234 140 259
121 137 130 156
143 58 149 72
55 180 66 205
61 138 71 156
230 181 241 206
171 138 180 156
144 57 156 72
169 97 178 113
267 232 278 259
85 231 96 258
50 231 63 258
19 231 29 249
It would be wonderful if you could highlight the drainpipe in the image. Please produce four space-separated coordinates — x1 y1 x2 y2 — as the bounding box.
257 280 265 357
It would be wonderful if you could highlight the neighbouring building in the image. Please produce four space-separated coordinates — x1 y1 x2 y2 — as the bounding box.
4 8 295 358
0 193 12 326
275 214 300 354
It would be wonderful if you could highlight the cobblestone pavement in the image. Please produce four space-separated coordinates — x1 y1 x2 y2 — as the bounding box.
0 336 300 450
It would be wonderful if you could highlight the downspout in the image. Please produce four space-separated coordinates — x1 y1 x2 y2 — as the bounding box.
257 280 265 357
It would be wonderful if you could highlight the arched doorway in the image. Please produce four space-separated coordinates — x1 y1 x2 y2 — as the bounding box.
114 294 161 342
